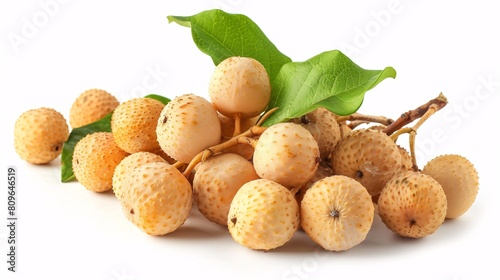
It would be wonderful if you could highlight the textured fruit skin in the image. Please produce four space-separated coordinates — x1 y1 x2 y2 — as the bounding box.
378 171 447 238
253 123 320 188
156 94 221 163
300 175 374 251
72 132 128 192
69 88 119 128
120 162 192 236
14 107 69 164
331 128 402 197
193 153 259 225
112 152 166 201
293 108 341 160
295 160 333 205
422 154 479 219
398 145 413 171
111 97 165 154
228 179 299 250
209 56 271 119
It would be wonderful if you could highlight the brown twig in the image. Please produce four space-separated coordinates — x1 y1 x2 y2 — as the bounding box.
382 93 448 136
336 112 394 126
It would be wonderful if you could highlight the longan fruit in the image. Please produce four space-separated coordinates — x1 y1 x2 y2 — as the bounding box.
69 88 119 128
193 153 259 225
111 97 165 154
301 175 374 251
253 122 320 189
331 128 402 197
72 132 128 192
120 162 192 236
112 152 166 200
378 171 447 238
209 56 271 119
422 154 479 219
14 107 69 164
156 94 221 163
292 108 341 160
228 179 299 250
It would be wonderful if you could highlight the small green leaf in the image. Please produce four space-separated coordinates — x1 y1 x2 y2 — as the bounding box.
61 113 112 182
60 94 170 182
168 9 292 81
262 50 396 126
145 94 171 105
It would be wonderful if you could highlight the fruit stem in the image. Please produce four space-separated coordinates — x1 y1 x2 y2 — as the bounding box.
181 109 277 177
172 161 185 169
390 127 414 142
233 114 242 137
237 136 258 148
391 102 442 171
336 112 394 126
382 93 448 136
256 107 279 126
409 130 419 171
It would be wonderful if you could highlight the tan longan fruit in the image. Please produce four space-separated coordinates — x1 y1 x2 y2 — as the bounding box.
14 107 69 164
69 88 119 128
422 154 479 219
253 122 320 189
193 153 259 225
331 128 403 197
301 175 374 251
378 171 447 238
156 94 221 163
120 162 192 236
228 179 300 250
111 97 165 154
112 152 166 201
72 132 128 192
209 56 271 119
292 108 342 160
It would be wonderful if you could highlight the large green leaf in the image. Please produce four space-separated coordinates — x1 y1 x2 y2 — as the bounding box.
168 9 292 81
262 50 396 126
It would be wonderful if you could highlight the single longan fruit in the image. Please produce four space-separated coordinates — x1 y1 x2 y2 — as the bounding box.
292 108 341 160
73 132 128 192
301 175 374 251
378 171 447 238
14 107 69 164
111 97 165 154
422 154 479 219
156 94 221 163
228 179 300 250
253 122 320 188
209 56 271 119
331 128 402 197
112 152 166 201
193 153 259 225
69 88 119 128
120 162 192 236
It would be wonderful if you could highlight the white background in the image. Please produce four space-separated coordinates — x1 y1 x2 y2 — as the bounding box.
1 0 499 279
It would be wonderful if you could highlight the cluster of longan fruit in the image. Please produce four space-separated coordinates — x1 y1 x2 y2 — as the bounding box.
13 56 479 252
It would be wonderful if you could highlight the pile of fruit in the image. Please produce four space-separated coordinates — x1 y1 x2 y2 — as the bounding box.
12 9 479 252
13 54 479 252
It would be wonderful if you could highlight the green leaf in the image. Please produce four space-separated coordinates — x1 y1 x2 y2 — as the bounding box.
262 50 396 126
145 94 171 105
168 9 292 81
60 113 112 182
60 94 170 182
